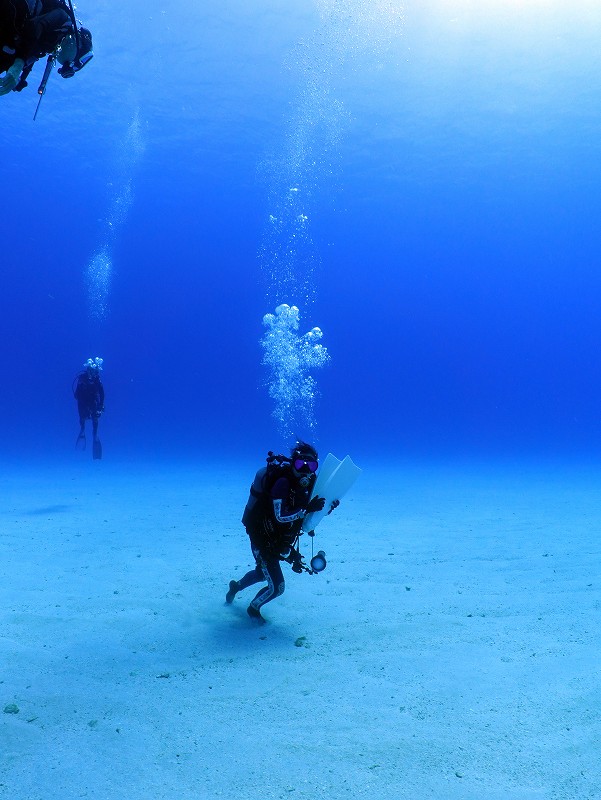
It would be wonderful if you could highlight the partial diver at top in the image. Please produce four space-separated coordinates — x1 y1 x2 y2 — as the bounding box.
0 0 92 107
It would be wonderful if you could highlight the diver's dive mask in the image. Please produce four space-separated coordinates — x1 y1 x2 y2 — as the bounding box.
293 458 318 473
57 28 93 78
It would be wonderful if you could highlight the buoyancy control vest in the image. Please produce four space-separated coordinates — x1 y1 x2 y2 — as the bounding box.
241 454 315 552
0 0 71 71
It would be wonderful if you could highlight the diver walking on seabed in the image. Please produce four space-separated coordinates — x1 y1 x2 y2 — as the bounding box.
225 442 339 623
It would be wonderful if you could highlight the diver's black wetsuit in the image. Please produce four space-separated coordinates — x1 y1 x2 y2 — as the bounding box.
0 0 72 81
239 467 315 612
73 370 104 438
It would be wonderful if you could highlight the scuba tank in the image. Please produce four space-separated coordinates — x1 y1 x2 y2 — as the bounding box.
241 452 291 528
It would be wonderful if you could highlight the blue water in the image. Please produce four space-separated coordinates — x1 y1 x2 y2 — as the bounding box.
2 0 601 464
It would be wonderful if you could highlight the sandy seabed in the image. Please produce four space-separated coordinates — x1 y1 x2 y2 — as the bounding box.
1 456 600 800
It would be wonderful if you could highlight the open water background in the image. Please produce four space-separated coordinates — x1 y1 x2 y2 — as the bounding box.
2 0 601 465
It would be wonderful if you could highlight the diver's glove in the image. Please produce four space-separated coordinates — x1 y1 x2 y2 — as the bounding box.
0 59 24 96
306 495 325 514
328 499 340 515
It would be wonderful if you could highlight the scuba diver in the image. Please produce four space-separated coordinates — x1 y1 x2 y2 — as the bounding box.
73 357 104 460
0 0 92 98
226 442 338 623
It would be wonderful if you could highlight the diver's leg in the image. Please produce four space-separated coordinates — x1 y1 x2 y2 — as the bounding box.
248 551 284 619
77 401 87 435
235 565 264 592
76 413 86 448
232 542 265 597
226 541 272 605
91 414 102 459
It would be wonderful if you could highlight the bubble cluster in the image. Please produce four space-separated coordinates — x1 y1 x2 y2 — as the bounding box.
261 304 330 439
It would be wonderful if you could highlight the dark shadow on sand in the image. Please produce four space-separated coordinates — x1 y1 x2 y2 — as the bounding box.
206 601 296 653
25 504 72 515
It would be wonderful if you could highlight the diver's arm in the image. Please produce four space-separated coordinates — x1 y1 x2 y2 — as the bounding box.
272 498 305 524
270 477 302 523
19 8 71 61
272 486 326 522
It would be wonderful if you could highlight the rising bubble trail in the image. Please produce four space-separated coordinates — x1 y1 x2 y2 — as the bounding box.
258 2 403 440
85 109 145 320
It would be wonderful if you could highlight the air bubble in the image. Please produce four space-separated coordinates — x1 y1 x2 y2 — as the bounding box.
261 305 330 439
